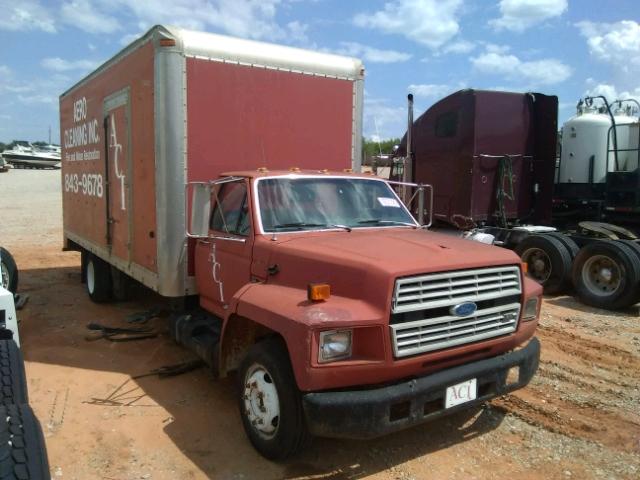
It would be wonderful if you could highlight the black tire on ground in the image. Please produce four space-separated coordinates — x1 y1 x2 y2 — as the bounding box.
0 404 51 480
83 253 112 303
0 247 18 294
0 340 28 406
613 240 640 304
515 235 573 295
572 241 640 310
237 337 309 460
544 232 580 259
110 266 130 302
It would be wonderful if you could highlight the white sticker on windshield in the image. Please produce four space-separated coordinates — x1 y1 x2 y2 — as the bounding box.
378 197 401 208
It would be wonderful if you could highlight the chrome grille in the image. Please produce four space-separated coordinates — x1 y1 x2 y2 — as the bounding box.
390 266 522 358
390 303 521 357
393 266 521 314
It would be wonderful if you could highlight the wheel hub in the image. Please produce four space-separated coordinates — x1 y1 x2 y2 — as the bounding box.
522 247 552 283
243 364 280 438
582 254 621 295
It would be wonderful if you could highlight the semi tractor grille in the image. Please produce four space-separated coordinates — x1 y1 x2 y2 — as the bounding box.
391 266 522 358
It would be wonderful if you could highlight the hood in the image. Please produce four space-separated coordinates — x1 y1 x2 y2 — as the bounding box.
260 228 521 309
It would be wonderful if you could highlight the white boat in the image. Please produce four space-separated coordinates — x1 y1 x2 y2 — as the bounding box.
1 143 61 169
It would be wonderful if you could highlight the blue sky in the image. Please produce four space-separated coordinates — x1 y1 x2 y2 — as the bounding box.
0 0 638 143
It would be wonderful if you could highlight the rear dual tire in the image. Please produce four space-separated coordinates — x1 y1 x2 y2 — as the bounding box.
515 234 574 294
572 241 640 310
82 252 132 303
84 253 112 303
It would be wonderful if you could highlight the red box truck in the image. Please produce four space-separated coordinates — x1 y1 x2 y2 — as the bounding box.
60 26 541 460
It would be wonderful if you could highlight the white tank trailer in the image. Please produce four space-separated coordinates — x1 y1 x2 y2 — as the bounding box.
558 98 639 185
555 96 640 222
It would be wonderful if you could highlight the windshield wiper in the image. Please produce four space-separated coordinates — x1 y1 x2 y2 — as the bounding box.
272 222 352 232
272 222 326 230
357 219 417 228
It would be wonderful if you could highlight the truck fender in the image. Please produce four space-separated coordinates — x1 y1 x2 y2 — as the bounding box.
221 283 385 390
218 284 310 382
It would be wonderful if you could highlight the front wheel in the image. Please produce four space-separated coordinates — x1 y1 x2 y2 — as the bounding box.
0 247 18 294
238 337 309 460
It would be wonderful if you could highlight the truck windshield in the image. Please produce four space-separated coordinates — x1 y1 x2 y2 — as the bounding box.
257 177 417 232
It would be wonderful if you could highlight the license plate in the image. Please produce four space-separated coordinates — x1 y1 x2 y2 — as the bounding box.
445 378 477 409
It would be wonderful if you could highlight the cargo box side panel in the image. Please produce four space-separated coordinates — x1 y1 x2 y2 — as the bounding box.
185 58 355 181
61 42 158 276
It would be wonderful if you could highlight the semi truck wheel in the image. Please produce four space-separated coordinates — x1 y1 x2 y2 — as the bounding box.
84 253 112 303
544 233 579 259
0 340 28 405
238 337 309 460
0 247 18 294
0 404 50 480
515 235 572 294
572 241 640 309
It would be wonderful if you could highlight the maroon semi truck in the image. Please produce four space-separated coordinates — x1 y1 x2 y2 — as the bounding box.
60 27 541 459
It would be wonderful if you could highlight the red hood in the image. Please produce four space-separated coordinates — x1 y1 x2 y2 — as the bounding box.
259 228 522 310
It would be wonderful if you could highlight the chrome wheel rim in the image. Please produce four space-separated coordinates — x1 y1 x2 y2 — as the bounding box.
521 247 552 283
582 254 621 296
0 262 9 289
243 363 280 439
87 260 95 294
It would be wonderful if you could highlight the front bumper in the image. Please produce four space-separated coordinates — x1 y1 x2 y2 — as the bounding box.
302 337 540 439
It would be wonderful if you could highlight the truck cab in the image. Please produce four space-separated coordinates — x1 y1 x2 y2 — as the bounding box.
184 170 542 459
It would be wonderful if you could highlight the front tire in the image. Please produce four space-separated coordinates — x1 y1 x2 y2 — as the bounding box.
0 247 18 294
84 253 112 303
238 337 309 460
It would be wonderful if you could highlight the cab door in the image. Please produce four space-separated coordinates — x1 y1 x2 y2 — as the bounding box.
194 178 254 317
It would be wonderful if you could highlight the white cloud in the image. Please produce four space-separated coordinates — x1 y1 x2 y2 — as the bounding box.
0 0 56 33
490 0 567 32
61 0 120 34
354 0 464 49
471 47 572 86
584 82 640 106
364 98 406 139
41 57 99 72
442 40 475 54
336 42 411 64
111 0 289 42
576 20 640 70
409 83 464 99
286 20 309 45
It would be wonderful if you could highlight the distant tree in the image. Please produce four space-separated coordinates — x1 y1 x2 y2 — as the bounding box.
362 137 401 158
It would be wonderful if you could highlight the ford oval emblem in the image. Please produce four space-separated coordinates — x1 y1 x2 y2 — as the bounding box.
450 302 477 317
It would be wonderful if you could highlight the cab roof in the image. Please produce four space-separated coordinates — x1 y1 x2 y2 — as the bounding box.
219 169 381 180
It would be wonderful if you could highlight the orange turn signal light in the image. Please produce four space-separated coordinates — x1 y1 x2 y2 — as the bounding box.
159 38 176 47
521 262 528 274
308 283 330 301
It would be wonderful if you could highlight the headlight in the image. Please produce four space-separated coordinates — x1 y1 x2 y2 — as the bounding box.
318 330 352 363
522 297 540 321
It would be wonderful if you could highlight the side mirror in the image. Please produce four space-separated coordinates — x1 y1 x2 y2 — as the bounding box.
187 183 212 238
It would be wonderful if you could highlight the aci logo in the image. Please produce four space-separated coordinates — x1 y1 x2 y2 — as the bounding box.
450 302 477 317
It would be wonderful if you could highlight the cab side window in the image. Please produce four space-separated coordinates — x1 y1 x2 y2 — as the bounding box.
210 181 250 236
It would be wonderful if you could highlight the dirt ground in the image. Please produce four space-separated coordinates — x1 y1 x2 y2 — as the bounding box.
1 168 639 480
